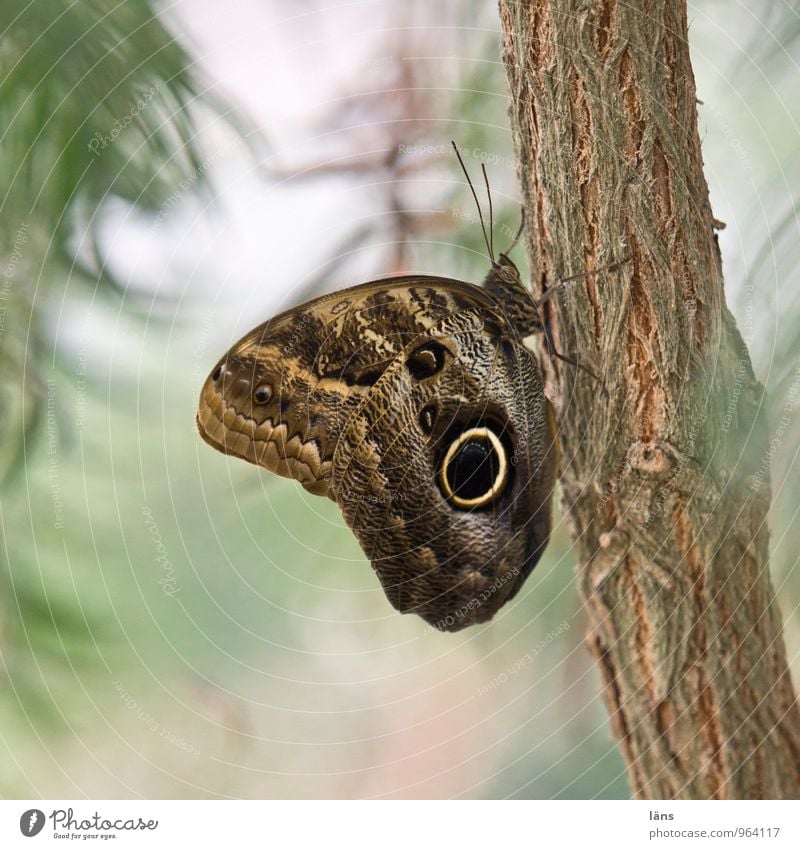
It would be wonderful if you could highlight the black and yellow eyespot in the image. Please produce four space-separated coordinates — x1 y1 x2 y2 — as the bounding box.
253 383 273 405
406 341 449 380
439 426 508 508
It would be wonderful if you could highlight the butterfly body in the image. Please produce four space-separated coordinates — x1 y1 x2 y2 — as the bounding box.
197 254 558 631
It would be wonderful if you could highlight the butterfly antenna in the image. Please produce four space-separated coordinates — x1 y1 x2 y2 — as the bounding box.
481 163 495 260
451 140 494 263
504 207 526 255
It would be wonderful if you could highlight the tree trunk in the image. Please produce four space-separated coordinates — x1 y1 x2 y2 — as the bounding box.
498 0 800 799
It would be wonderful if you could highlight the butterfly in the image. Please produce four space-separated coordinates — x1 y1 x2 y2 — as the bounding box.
196 145 613 631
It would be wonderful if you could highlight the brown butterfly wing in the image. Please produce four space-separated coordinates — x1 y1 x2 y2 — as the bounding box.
197 276 501 491
330 307 557 631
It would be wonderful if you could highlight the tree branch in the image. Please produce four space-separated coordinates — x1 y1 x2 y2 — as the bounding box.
498 0 800 799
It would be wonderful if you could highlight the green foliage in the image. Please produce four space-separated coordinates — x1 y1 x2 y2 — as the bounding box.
0 0 209 245
0 0 246 762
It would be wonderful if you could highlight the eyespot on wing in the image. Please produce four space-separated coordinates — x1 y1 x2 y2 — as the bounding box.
331 312 558 630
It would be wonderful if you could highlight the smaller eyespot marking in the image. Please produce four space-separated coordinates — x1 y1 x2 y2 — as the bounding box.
212 364 223 382
439 427 508 509
406 341 449 381
253 383 273 405
419 404 437 435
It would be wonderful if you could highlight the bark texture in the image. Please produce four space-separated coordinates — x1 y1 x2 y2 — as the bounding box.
498 0 800 798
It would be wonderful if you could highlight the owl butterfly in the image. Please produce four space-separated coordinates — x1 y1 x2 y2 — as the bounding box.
197 147 596 631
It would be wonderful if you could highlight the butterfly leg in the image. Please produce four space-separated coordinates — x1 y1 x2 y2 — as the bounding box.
541 320 608 398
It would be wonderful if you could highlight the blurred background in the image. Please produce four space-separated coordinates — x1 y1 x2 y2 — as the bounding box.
0 0 797 799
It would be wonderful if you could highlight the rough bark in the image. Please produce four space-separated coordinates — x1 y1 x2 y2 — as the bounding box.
498 0 800 799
